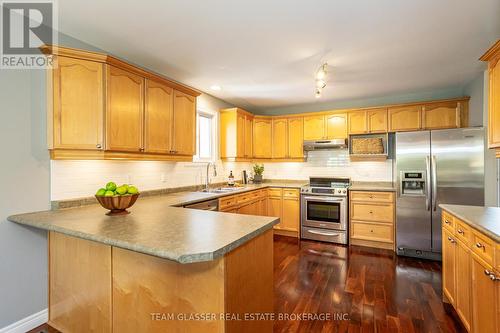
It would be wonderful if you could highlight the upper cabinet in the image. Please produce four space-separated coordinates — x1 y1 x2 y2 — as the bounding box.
422 101 463 130
288 117 304 159
220 108 253 160
367 108 388 133
50 56 104 150
326 113 348 139
253 117 272 158
348 112 367 134
388 105 422 132
171 90 196 156
272 118 288 158
46 46 200 161
481 40 500 151
304 115 326 140
106 65 145 152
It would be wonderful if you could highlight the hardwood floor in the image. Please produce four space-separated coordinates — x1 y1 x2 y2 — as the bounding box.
273 235 465 333
29 236 465 333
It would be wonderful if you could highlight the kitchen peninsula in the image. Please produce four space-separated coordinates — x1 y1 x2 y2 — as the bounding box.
8 192 280 333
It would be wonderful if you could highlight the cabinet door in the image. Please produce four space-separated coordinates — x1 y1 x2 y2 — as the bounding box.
488 58 500 148
244 116 253 158
442 228 456 305
144 79 173 154
267 197 282 229
282 197 299 232
326 113 348 139
423 101 460 129
259 197 268 216
237 202 253 215
106 65 144 152
471 253 499 333
236 112 246 158
288 117 304 159
253 118 272 158
388 105 422 132
272 118 288 158
171 90 196 155
347 112 367 135
367 108 388 133
303 115 325 140
52 56 104 150
455 240 472 332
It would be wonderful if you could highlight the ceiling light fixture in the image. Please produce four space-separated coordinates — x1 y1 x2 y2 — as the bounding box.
210 85 221 91
314 63 328 98
316 63 327 80
315 89 322 98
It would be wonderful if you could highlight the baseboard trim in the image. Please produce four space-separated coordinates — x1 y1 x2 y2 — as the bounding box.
0 309 48 333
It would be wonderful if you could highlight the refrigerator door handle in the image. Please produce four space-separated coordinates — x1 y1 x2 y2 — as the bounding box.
425 156 431 211
432 155 437 211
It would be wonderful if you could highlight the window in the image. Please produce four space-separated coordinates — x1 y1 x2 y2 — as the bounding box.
194 109 217 162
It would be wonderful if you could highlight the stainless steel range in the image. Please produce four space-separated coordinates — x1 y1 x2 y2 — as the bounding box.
300 177 350 244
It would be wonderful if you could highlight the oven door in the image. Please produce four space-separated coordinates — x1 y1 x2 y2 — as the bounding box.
301 195 347 230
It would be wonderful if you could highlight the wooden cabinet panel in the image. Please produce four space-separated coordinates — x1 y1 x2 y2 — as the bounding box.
52 56 104 150
471 253 499 333
272 118 288 158
253 118 272 158
236 113 246 158
442 228 456 305
171 90 196 155
350 191 394 203
351 222 393 243
388 105 422 132
326 113 348 139
423 101 460 129
454 219 472 244
288 117 304 158
367 108 388 133
106 65 144 152
144 79 173 154
487 54 500 148
442 210 455 232
455 239 472 332
268 188 283 198
237 201 254 215
471 229 495 266
244 115 253 158
350 203 394 223
282 197 299 232
303 115 325 140
348 112 367 134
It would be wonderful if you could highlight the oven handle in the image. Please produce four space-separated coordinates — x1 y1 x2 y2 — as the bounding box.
306 229 340 237
302 196 345 202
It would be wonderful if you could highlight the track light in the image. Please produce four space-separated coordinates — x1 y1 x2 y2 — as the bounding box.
314 63 328 97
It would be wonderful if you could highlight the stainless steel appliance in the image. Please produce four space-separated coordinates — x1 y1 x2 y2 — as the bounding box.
184 199 219 211
395 128 484 260
300 177 350 244
303 139 347 151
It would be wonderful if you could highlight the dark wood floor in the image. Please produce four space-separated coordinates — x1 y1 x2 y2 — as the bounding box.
30 236 465 333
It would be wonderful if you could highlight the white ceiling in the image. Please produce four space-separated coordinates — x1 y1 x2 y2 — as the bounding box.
57 0 500 112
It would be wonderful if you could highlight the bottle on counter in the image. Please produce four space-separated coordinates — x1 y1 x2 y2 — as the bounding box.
228 171 235 186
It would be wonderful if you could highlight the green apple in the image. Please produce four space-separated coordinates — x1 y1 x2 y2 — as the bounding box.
116 186 128 195
106 182 117 191
104 190 115 197
96 188 106 196
127 186 139 195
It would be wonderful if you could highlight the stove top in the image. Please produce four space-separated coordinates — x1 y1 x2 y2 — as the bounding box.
301 177 351 196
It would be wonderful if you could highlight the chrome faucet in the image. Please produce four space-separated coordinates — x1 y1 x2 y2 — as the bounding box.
205 162 217 191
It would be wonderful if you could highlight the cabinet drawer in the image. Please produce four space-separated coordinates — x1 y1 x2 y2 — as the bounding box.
454 219 472 244
471 230 495 266
351 222 393 243
250 190 262 199
268 188 282 198
219 195 237 210
350 191 394 203
283 189 299 199
442 211 455 232
236 193 253 204
350 203 394 223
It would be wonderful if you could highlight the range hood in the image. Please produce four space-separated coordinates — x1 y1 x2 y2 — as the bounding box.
303 139 348 151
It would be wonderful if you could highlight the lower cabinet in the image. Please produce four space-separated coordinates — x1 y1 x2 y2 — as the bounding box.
441 209 499 333
349 191 395 250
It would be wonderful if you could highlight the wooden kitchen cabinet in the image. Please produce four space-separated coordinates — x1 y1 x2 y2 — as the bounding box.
171 90 196 156
304 115 326 140
471 253 498 333
442 228 456 305
349 191 395 250
220 108 252 159
50 56 104 150
144 79 173 154
253 117 272 158
288 117 304 159
348 111 367 134
481 40 500 150
388 105 422 132
367 108 388 133
455 238 472 332
422 101 462 129
281 189 300 233
272 118 288 159
267 188 283 229
106 65 145 152
326 113 348 139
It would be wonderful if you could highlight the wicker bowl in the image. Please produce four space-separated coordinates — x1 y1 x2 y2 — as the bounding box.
95 193 140 216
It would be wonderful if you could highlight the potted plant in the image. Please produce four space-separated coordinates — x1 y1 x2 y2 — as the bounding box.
253 164 264 183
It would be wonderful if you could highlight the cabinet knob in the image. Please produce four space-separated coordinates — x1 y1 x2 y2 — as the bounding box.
490 274 500 281
475 242 484 249
96 144 102 149
444 219 451 225
457 229 464 234
139 148 144 152
447 236 455 243
484 269 492 275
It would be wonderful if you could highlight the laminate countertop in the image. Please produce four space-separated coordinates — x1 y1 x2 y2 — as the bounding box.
7 183 304 264
440 204 500 242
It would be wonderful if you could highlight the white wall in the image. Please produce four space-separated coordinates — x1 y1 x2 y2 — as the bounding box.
0 70 50 327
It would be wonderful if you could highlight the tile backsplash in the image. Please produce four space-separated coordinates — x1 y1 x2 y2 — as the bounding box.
51 151 392 200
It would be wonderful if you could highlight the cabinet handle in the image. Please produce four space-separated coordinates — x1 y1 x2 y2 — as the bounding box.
447 236 455 243
490 274 500 281
457 229 464 234
476 242 484 249
369 210 373 214
444 219 451 225
484 269 492 275
139 147 144 152
96 144 102 149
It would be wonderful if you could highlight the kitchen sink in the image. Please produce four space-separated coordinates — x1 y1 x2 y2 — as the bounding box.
199 187 245 193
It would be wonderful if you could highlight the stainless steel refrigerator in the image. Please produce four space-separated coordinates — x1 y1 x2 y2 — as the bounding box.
395 128 484 260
